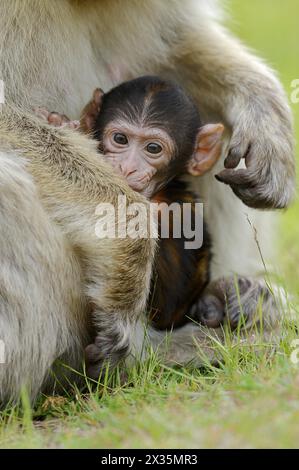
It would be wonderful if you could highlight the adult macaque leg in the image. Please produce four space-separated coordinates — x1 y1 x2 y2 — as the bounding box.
0 151 89 404
172 18 295 209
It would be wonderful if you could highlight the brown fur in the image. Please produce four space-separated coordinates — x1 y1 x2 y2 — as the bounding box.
150 180 211 329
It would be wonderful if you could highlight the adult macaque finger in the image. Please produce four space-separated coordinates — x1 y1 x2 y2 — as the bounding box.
216 157 286 208
224 140 253 168
224 147 243 169
215 168 253 186
214 166 273 208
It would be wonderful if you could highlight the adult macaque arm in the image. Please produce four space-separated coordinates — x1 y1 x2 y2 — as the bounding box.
0 107 155 375
173 21 295 208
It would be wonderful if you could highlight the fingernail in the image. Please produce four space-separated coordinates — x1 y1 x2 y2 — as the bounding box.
215 174 224 182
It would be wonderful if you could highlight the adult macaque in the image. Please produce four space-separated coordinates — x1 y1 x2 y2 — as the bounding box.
0 1 292 403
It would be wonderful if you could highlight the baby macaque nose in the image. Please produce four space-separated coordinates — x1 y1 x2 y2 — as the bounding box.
120 164 137 178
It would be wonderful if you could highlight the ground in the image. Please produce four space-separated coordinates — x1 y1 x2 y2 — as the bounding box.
1 0 299 449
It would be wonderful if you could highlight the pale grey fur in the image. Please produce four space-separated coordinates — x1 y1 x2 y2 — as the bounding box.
0 0 294 404
0 107 156 403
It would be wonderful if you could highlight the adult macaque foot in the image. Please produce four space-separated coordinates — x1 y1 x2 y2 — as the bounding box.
190 276 274 330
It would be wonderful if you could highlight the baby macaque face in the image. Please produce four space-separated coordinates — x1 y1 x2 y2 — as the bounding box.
35 76 225 198
101 121 175 197
88 78 225 198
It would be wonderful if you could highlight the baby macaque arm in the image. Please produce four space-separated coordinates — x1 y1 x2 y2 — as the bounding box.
35 87 104 134
34 107 80 129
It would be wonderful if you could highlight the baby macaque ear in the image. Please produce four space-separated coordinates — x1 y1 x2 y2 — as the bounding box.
187 124 225 176
80 88 104 133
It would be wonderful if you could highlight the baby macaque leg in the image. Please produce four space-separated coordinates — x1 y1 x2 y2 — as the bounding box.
189 276 281 331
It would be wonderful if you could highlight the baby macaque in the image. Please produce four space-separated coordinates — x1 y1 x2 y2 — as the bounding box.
36 76 225 368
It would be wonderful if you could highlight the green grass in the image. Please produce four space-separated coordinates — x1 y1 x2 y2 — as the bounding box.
229 0 299 293
1 0 299 448
1 321 299 449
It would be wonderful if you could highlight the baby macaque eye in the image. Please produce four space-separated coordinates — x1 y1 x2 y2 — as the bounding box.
146 142 162 154
113 133 128 145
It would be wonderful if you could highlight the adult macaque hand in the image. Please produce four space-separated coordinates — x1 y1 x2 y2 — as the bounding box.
215 100 295 209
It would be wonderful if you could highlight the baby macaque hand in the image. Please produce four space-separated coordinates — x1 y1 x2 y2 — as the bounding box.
34 107 80 129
